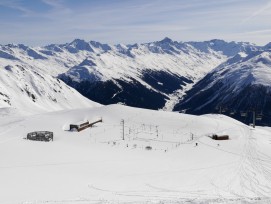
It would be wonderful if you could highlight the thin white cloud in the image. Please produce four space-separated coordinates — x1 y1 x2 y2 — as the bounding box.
0 0 32 16
42 0 63 8
242 29 271 35
242 0 271 23
41 0 72 17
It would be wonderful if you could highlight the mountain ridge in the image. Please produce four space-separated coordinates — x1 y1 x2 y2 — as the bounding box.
1 38 270 116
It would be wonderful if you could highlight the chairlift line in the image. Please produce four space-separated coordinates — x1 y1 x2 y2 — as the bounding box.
240 111 247 117
213 106 270 126
256 113 263 121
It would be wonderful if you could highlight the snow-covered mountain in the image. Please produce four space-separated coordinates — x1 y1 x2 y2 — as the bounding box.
0 59 99 115
58 38 259 109
174 48 271 125
1 38 259 109
0 38 264 112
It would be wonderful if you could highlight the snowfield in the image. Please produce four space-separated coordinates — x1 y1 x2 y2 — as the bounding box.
1 104 271 204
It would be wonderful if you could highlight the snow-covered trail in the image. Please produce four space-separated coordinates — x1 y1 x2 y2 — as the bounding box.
198 123 271 199
0 105 271 204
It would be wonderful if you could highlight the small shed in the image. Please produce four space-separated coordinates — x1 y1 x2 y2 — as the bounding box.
70 121 90 132
212 134 229 140
27 131 53 142
70 118 102 132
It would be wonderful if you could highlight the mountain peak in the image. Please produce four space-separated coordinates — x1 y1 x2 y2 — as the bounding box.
69 39 89 47
209 39 226 43
71 38 86 44
6 43 29 50
66 39 94 53
89 40 112 52
264 42 271 50
159 37 174 44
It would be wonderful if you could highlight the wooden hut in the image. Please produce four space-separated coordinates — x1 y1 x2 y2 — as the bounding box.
70 118 102 132
212 134 229 140
70 121 90 132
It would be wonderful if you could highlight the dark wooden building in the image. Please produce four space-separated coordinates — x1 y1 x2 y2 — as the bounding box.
212 134 229 140
70 118 102 132
27 131 53 142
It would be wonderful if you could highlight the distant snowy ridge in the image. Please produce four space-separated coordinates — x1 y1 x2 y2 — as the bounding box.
58 38 258 83
0 38 267 110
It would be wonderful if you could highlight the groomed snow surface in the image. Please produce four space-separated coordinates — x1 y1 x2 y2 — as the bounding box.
1 104 271 204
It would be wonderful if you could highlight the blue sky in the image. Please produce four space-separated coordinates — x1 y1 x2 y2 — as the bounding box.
0 0 271 46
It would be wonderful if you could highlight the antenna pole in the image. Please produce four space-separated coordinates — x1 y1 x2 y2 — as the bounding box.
121 119 125 140
253 111 255 128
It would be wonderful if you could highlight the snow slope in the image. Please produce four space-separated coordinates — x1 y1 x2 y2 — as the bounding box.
0 59 99 115
174 49 271 125
1 104 271 204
